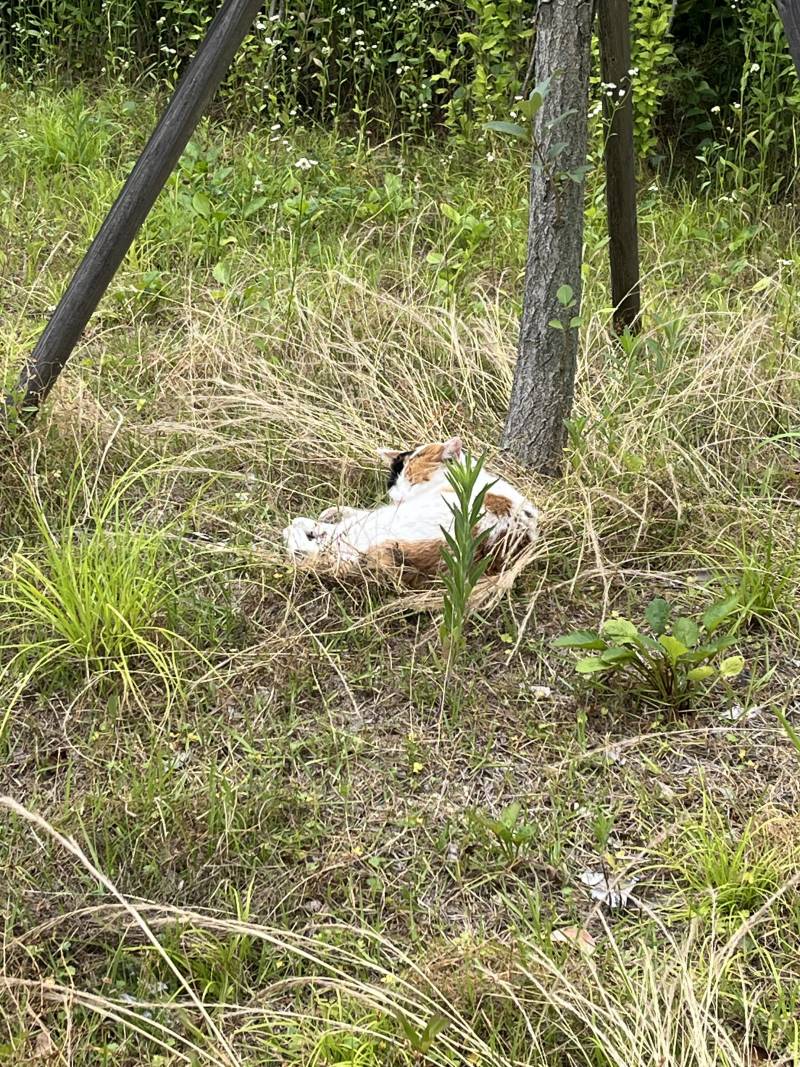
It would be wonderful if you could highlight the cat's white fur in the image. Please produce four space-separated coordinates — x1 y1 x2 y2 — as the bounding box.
282 436 538 569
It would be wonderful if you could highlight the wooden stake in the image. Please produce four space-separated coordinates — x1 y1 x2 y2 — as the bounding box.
3 0 264 423
598 0 641 334
776 0 800 78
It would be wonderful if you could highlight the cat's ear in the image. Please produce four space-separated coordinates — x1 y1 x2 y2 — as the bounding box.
441 436 463 460
377 447 403 466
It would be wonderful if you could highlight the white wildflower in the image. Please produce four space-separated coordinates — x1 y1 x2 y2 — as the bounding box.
294 157 318 170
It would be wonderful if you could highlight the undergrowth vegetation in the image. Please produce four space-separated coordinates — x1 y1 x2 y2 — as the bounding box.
0 58 799 1067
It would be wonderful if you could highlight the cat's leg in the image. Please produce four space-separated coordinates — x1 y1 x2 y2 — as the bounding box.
317 505 369 523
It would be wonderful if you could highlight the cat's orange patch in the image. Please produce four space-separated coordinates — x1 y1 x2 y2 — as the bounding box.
366 537 443 575
484 492 513 517
404 444 445 485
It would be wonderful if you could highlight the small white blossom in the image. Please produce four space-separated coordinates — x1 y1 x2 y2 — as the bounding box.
294 157 318 170
711 104 721 113
750 62 760 72
732 101 741 110
627 66 639 76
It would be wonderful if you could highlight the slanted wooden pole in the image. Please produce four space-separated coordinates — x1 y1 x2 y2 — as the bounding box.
2 0 264 423
598 0 641 334
776 0 800 78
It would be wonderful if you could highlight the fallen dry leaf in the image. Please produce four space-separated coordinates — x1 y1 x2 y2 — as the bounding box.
32 1030 56 1060
551 925 596 954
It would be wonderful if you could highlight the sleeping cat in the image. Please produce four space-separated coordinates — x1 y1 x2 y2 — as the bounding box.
282 436 538 576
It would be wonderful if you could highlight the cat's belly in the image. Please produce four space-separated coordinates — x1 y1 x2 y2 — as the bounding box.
330 502 452 554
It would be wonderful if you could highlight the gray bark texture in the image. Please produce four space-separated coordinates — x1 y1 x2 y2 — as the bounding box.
501 0 593 476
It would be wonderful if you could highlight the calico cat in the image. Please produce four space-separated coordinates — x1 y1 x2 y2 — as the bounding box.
282 436 538 575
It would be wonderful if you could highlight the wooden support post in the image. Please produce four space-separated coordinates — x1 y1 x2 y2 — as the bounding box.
598 0 641 334
776 0 800 78
3 0 264 424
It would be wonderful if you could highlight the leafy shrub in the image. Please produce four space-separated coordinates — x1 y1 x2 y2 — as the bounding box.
0 0 531 133
554 596 745 708
629 0 676 158
0 0 697 155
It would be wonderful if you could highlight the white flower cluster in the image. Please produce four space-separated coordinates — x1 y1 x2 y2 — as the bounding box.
294 157 318 170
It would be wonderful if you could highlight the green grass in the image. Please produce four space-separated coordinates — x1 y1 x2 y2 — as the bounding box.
1 82 800 1064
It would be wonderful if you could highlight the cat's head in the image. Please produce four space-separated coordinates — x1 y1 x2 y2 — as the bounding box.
377 436 463 502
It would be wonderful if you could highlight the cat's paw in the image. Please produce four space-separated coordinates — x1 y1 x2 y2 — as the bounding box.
283 517 323 556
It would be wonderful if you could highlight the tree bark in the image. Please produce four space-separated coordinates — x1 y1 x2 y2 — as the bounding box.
502 0 593 476
599 0 641 334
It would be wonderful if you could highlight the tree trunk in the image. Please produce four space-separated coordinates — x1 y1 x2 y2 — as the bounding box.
502 0 593 476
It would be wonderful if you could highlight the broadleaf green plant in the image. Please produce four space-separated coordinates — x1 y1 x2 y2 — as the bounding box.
393 1010 450 1055
554 596 744 708
471 801 536 861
